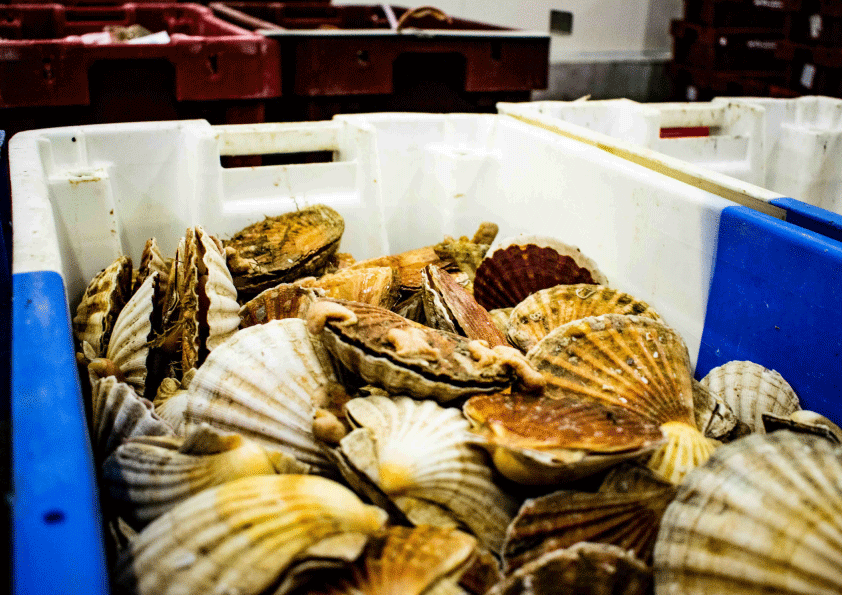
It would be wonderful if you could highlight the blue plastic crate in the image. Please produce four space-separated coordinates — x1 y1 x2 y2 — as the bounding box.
9 116 842 594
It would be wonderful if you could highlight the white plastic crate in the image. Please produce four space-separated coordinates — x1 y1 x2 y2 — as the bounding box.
10 113 842 594
499 96 842 216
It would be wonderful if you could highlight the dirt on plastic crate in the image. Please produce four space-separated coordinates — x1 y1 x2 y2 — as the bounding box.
211 2 548 121
683 0 790 28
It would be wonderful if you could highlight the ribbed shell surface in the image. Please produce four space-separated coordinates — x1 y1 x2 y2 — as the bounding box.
106 272 161 397
198 226 240 354
348 246 454 292
700 360 801 432
654 431 842 595
90 376 174 462
299 267 401 309
488 235 609 286
73 256 133 356
135 237 170 294
506 285 662 352
343 396 517 552
239 284 320 328
183 319 339 471
114 475 388 595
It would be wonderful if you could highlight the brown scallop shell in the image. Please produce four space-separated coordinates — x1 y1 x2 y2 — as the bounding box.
503 478 676 571
491 543 651 595
238 283 321 328
299 266 401 309
307 299 540 402
224 205 345 297
422 265 506 347
433 231 494 282
506 285 662 352
464 389 664 485
73 256 133 356
134 237 171 295
348 246 455 292
473 242 606 310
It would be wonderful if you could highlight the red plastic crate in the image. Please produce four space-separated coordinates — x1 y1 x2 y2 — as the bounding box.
671 20 786 73
210 3 549 121
0 2 280 110
785 0 842 46
777 40 842 95
683 0 790 28
668 62 789 101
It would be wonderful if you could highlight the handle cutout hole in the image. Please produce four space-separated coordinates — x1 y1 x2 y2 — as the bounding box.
221 151 335 168
43 510 65 524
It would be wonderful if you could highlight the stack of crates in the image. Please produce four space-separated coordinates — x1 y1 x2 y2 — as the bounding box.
669 0 797 101
671 0 842 100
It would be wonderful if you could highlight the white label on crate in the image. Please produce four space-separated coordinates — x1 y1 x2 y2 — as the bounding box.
801 63 817 89
687 86 698 101
719 36 728 46
127 31 171 45
810 14 823 39
747 40 777 50
754 0 783 8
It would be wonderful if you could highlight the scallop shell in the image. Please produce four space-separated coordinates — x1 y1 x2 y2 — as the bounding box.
348 245 456 292
105 272 164 400
654 430 842 595
474 237 608 310
527 314 716 484
489 235 609 285
433 226 496 281
491 543 651 595
506 285 662 352
488 308 512 337
422 265 506 347
90 375 174 462
114 475 389 595
691 379 738 440
73 256 133 356
317 526 480 595
463 390 665 485
700 360 801 432
180 226 241 372
135 237 170 294
307 299 544 402
503 476 676 570
153 376 189 434
239 283 321 328
102 425 305 526
338 395 517 552
298 266 401 309
392 291 427 323
183 318 344 472
224 205 345 297
762 410 842 444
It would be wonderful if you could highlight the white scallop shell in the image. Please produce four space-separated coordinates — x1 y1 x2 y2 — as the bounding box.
153 377 188 435
183 318 343 472
135 237 170 294
102 425 306 526
700 361 801 432
340 395 517 552
655 430 842 595
114 475 389 595
197 226 240 353
90 375 174 462
488 234 609 286
105 272 160 398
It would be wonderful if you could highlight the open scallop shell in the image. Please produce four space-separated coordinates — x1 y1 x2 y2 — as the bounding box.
224 205 345 297
105 272 165 400
135 237 170 295
700 360 801 433
762 410 842 444
307 299 544 403
421 265 506 347
316 526 480 595
463 389 665 485
73 256 133 356
503 475 676 571
527 314 716 484
473 237 608 310
506 285 662 352
102 425 305 527
239 283 321 328
90 375 174 462
654 430 842 595
298 266 401 309
114 475 389 595
183 318 344 472
338 395 517 552
491 543 651 595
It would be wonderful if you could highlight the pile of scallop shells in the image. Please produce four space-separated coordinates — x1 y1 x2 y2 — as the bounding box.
73 204 842 595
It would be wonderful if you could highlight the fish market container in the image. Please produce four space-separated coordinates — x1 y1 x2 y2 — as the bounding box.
10 113 842 593
498 97 842 224
209 2 549 120
0 2 281 140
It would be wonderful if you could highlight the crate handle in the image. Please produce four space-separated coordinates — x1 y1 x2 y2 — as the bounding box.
215 122 343 157
656 103 729 129
396 6 453 30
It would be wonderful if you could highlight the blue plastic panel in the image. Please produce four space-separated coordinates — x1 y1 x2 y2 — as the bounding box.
12 271 109 595
697 206 842 425
772 197 842 244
